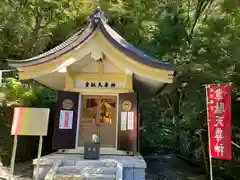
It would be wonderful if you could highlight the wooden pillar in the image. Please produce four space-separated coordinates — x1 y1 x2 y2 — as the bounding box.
64 69 74 90
124 73 133 91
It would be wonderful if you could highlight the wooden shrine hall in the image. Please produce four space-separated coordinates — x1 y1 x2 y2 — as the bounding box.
7 11 175 180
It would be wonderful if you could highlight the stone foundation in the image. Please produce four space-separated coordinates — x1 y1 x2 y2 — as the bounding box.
33 153 146 180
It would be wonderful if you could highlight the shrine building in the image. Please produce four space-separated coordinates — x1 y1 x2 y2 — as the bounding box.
7 11 175 180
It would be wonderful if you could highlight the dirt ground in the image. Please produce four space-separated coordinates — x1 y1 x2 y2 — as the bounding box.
145 155 206 180
0 161 33 180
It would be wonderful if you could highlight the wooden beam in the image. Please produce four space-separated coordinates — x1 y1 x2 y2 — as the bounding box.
124 74 133 91
74 73 126 82
68 88 130 94
97 60 104 74
64 68 74 90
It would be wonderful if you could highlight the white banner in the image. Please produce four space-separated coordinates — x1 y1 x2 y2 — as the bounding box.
127 112 134 130
120 112 127 131
59 110 73 129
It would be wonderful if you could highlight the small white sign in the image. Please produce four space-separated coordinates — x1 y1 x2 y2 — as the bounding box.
120 112 127 131
127 112 134 130
59 110 73 129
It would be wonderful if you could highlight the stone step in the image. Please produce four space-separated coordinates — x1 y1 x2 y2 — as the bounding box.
54 174 116 180
57 166 117 175
75 160 117 167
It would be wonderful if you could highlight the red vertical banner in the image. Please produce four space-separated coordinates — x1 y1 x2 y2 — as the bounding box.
207 83 232 160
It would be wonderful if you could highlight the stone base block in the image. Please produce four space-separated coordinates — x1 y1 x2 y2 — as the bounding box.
32 152 146 180
33 164 52 180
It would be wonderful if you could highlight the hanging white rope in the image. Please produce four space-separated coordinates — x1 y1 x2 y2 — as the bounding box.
232 141 240 149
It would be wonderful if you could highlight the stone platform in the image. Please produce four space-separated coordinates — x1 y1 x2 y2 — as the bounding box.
33 153 146 180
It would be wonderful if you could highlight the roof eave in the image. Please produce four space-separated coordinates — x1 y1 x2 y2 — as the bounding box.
99 22 175 71
7 22 98 68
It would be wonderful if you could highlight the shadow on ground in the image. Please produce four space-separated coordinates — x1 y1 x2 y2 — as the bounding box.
145 154 207 180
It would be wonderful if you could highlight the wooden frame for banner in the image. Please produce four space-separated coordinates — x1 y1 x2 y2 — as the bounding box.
36 136 43 180
9 136 43 180
232 141 240 149
205 84 213 180
202 82 232 86
9 136 17 180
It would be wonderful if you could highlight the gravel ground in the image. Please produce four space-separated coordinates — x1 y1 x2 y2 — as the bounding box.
0 154 206 180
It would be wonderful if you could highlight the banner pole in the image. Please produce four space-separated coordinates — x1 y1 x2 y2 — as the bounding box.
9 135 17 180
35 136 43 180
205 85 213 180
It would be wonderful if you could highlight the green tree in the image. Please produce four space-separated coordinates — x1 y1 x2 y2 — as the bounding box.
0 0 93 60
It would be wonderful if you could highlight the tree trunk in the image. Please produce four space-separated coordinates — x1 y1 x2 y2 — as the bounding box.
199 131 208 174
23 8 42 58
174 90 181 153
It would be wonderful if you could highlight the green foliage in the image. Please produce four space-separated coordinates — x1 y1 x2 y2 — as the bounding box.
0 0 93 60
0 0 240 178
2 78 56 107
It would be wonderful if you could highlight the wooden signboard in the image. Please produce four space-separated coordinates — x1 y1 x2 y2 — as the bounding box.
11 107 49 136
10 107 50 180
